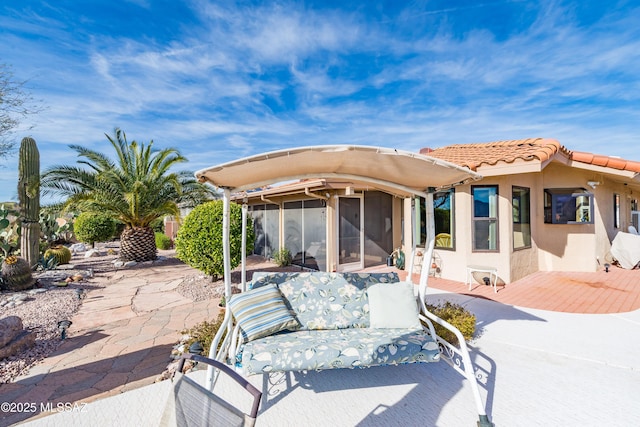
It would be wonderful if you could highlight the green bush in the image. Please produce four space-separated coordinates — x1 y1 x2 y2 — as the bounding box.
150 217 164 233
175 201 254 279
155 232 172 250
181 311 225 357
424 301 476 345
272 247 292 267
73 212 117 247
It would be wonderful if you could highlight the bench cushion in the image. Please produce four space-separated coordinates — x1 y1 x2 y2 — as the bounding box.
250 272 399 330
239 328 440 375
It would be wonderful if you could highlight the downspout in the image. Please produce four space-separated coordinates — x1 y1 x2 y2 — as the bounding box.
305 187 329 201
261 194 281 206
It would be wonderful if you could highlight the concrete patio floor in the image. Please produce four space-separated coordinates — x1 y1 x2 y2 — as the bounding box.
2 253 640 426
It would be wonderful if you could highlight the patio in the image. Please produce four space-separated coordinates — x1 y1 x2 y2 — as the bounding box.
412 264 640 314
13 259 640 426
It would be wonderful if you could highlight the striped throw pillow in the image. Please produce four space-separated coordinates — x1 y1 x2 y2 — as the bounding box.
228 283 299 343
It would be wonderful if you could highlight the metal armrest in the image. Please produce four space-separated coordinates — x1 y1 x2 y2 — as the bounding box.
178 353 262 420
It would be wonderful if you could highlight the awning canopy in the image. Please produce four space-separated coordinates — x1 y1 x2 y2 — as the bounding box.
195 145 482 197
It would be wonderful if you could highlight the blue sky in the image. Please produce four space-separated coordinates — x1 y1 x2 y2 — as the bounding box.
1 0 639 202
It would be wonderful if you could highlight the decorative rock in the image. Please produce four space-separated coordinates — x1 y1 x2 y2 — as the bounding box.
69 243 87 253
0 329 35 360
123 261 137 268
28 288 47 294
112 260 125 268
34 271 69 282
72 274 84 282
84 249 103 258
0 316 23 347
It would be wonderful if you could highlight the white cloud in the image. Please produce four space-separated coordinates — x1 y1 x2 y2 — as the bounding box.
1 0 640 202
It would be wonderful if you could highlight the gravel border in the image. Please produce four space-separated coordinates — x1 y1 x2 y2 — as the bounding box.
0 271 91 384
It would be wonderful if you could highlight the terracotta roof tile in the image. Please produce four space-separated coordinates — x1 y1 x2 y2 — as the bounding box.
422 139 640 175
421 138 567 171
570 151 640 173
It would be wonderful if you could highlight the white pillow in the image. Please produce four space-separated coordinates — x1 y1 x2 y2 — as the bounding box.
368 282 421 329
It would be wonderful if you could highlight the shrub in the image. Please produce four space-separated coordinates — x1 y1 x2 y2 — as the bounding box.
150 217 164 233
181 311 225 357
272 248 292 267
155 232 172 250
74 212 117 247
424 301 476 345
175 201 254 279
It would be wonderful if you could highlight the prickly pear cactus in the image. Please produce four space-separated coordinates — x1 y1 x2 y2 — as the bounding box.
18 137 41 270
1 256 35 291
0 204 20 259
44 245 72 265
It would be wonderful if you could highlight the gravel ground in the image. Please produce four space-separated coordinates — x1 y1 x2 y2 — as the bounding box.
0 271 91 384
175 275 227 301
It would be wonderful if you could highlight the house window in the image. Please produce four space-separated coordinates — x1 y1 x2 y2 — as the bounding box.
632 199 639 232
614 194 620 229
512 186 531 250
472 186 498 251
543 189 594 224
415 192 455 249
434 189 454 249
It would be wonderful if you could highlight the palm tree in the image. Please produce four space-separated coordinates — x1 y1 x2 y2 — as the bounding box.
42 128 215 262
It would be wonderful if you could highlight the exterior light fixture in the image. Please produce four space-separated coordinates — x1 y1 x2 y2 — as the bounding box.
189 341 204 355
58 320 72 340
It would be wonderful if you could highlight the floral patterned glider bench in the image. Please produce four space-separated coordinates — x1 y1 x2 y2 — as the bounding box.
227 272 441 375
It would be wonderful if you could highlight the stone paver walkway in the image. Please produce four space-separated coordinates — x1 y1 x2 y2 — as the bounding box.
0 252 222 426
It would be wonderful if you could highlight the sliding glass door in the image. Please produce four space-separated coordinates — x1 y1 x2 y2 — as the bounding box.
338 196 363 271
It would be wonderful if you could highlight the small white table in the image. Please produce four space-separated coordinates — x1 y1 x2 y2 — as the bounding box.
466 265 498 293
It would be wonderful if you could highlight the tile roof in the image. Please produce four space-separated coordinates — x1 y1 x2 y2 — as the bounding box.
420 138 567 171
422 138 640 174
570 151 640 173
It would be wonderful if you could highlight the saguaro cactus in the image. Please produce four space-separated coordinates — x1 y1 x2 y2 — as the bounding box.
18 137 41 270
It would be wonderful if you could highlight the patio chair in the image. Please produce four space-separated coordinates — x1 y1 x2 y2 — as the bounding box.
435 232 451 247
161 353 262 427
629 225 639 235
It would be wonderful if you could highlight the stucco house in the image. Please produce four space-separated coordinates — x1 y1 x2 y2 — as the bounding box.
240 138 640 284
